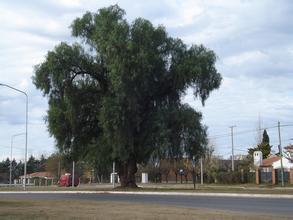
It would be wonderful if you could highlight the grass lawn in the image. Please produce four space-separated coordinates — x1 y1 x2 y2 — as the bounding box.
0 183 293 195
0 198 290 220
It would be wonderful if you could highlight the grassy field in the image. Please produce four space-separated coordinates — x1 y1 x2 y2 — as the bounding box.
0 198 290 220
1 183 293 195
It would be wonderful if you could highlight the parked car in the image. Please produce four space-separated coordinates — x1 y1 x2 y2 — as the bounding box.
58 173 79 187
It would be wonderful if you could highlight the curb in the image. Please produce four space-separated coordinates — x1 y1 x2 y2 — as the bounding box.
0 190 293 199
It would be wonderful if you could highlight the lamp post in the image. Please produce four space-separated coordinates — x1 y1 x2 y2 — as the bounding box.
230 125 236 171
0 83 28 190
10 133 25 186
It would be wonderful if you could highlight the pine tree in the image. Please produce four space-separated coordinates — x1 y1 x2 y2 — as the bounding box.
248 129 272 159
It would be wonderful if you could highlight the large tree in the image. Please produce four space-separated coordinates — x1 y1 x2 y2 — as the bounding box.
33 5 221 187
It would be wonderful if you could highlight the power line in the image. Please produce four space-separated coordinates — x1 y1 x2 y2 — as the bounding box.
0 145 24 150
211 122 293 157
234 148 248 152
209 124 293 140
0 145 36 152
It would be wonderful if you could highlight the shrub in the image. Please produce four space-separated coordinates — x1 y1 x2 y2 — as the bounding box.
215 171 242 184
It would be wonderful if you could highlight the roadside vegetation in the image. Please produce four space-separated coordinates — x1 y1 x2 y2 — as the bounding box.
1 183 293 195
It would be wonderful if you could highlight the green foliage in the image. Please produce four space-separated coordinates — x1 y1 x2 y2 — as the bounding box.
45 153 60 177
256 142 271 159
262 129 269 144
215 171 242 184
248 129 272 159
33 5 221 182
0 156 46 183
26 155 47 174
27 155 36 174
202 145 219 182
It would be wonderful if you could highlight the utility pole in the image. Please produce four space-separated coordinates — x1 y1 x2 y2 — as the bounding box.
72 161 75 187
278 121 284 187
57 158 61 179
230 125 236 171
192 156 196 189
112 161 116 189
200 157 203 185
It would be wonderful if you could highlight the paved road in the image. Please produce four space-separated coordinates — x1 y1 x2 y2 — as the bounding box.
1 193 293 216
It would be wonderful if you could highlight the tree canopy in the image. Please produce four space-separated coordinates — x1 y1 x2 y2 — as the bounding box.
33 5 222 187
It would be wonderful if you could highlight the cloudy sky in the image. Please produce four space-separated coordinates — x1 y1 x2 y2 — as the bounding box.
1 0 293 161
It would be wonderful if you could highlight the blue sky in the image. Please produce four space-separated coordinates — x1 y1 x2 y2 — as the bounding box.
1 0 293 161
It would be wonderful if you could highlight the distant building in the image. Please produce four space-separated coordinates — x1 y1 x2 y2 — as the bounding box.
256 155 293 171
18 171 57 186
255 155 293 185
261 155 280 167
234 154 246 160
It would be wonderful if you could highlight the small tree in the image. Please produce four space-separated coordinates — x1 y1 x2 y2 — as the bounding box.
248 129 272 159
202 145 219 183
15 161 24 178
45 153 61 177
11 159 18 180
160 159 171 183
171 159 184 183
183 158 192 183
27 156 36 174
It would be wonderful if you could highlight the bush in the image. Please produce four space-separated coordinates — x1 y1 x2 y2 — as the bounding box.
246 172 256 183
144 168 161 183
215 171 242 184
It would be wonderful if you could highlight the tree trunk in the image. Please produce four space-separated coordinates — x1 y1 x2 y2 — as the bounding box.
118 156 138 188
165 173 169 183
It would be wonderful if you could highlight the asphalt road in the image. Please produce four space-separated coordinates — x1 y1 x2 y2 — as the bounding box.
1 193 293 216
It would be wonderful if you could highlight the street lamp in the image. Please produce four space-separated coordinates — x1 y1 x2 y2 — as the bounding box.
10 133 25 186
0 83 28 190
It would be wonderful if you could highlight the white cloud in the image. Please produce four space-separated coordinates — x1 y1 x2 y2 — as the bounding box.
18 79 29 91
223 50 268 66
53 0 82 8
183 72 293 154
153 0 205 28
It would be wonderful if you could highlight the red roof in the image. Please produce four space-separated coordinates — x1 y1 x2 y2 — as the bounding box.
262 156 280 167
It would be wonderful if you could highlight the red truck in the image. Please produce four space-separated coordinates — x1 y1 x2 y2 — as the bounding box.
58 173 80 187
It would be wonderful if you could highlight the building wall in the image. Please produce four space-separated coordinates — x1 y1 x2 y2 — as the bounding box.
273 158 293 170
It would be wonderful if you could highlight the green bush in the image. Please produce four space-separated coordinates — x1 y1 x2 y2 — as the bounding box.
215 171 242 184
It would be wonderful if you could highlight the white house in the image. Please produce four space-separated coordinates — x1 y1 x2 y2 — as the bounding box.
272 157 293 170
255 155 293 185
261 155 293 170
